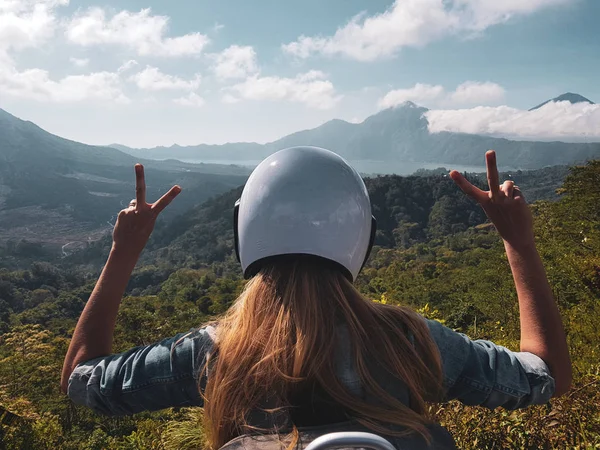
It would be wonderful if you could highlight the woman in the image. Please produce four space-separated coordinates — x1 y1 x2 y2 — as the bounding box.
61 147 571 450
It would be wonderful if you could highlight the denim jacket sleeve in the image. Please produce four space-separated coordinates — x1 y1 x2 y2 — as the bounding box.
426 319 555 409
67 326 216 416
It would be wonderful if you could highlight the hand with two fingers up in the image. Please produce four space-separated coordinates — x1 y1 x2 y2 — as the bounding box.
112 164 181 257
450 150 534 250
450 150 573 396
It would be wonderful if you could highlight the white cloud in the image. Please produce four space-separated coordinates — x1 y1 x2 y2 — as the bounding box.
0 0 68 51
129 66 201 91
65 7 210 57
283 0 573 61
118 59 138 73
174 92 205 107
425 101 600 141
379 81 505 109
69 57 89 68
224 70 341 110
211 45 258 81
457 0 575 31
221 93 240 104
449 81 505 105
379 83 445 109
0 56 128 103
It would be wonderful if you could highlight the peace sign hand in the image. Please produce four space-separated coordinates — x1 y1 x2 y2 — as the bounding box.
450 150 534 249
112 164 181 257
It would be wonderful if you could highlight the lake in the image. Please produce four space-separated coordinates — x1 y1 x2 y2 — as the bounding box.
178 159 511 176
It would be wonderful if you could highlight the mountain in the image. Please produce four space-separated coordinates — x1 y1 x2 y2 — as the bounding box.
0 108 249 252
0 108 135 168
114 97 600 171
530 92 594 110
268 118 359 153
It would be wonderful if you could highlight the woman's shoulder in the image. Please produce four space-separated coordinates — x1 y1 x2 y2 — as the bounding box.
67 324 219 415
423 318 555 409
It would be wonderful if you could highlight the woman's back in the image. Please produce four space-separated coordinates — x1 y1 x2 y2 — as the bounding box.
202 258 445 448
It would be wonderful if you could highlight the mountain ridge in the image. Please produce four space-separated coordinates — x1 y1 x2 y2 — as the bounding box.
0 107 250 174
530 92 594 111
111 93 600 170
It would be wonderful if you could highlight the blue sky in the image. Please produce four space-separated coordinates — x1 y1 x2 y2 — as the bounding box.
1 0 599 147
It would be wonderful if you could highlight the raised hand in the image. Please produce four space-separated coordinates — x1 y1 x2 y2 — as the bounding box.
450 150 534 249
62 166 181 392
112 164 181 257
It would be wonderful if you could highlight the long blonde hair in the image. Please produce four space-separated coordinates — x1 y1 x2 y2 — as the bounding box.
202 257 443 449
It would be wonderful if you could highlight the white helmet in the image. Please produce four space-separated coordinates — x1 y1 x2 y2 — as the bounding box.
234 146 376 281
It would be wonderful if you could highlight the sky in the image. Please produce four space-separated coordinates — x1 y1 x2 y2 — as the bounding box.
1 0 599 147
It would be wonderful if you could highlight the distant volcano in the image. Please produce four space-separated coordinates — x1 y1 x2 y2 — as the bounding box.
530 92 594 111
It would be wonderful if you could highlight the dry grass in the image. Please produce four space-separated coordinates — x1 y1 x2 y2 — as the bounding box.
433 376 600 449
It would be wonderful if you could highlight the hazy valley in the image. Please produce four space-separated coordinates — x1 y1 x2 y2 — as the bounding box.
1 92 597 260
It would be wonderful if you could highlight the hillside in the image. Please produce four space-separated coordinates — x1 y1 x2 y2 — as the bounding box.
0 108 249 254
0 108 136 168
147 164 567 267
62 164 569 275
115 95 600 170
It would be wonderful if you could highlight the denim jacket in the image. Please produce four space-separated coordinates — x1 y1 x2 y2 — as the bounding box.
68 318 555 418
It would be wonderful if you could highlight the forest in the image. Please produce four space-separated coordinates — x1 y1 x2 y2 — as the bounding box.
0 160 598 449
